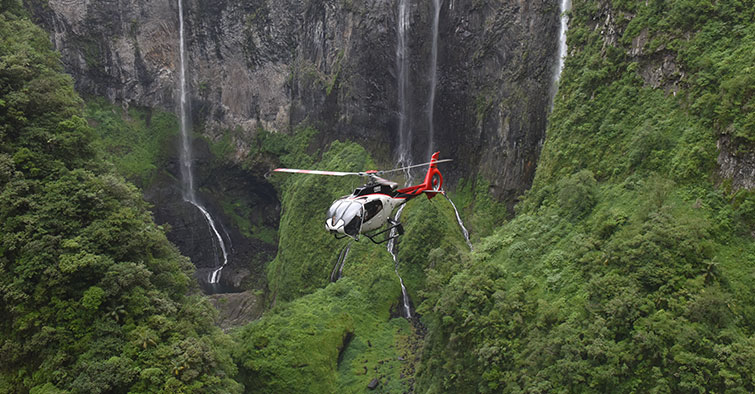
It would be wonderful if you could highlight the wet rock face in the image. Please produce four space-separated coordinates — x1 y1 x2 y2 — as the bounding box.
143 136 280 293
207 291 264 330
431 0 559 202
718 135 755 191
31 0 560 204
36 0 178 107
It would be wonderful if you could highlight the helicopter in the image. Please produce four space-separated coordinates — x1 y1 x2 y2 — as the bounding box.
274 152 451 244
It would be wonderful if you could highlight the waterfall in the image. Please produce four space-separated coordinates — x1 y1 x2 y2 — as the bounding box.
442 194 473 251
204 204 229 283
427 0 440 159
553 0 571 94
396 0 411 168
387 204 412 318
177 0 229 285
177 0 192 200
330 242 352 282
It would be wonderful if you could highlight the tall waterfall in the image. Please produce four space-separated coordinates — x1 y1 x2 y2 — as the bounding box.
396 0 411 168
553 0 571 92
387 205 412 318
177 0 229 285
427 0 440 159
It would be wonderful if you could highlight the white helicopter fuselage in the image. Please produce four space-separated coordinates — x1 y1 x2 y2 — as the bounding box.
276 151 448 243
324 184 407 239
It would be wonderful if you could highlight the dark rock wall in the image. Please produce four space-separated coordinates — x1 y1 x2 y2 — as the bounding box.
30 0 560 202
432 0 559 201
142 136 280 292
26 0 562 291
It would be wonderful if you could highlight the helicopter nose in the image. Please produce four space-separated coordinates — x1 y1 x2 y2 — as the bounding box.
325 218 345 233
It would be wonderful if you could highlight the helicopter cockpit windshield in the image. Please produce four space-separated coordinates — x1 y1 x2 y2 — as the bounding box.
326 199 364 237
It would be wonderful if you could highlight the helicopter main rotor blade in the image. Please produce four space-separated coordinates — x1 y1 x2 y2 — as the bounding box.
274 158 452 177
377 159 453 175
273 168 362 176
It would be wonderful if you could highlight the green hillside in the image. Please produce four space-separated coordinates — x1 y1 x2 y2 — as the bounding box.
1 0 753 392
0 8 239 393
415 0 755 392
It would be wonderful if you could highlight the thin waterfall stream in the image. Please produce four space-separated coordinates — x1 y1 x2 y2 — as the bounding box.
177 0 229 285
552 0 571 103
427 0 440 159
387 204 412 319
396 0 411 168
442 194 473 251
330 242 352 282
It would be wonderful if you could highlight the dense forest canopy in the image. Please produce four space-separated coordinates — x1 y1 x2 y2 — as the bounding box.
1 0 754 392
0 5 240 392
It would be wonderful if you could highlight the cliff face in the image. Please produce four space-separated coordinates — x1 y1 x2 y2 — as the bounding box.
31 0 560 201
28 0 560 292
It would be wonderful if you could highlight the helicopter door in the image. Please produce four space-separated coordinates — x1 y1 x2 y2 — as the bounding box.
362 199 383 223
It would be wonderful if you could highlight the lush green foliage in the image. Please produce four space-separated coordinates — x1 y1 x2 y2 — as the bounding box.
83 98 178 186
230 134 482 392
234 278 418 393
617 0 755 143
5 0 755 392
0 10 240 392
266 141 375 302
414 1 755 392
447 177 510 240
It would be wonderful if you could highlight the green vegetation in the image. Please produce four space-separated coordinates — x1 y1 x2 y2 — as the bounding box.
84 98 178 186
0 8 240 392
413 1 755 392
234 278 414 393
3 0 755 392
231 137 473 392
449 176 510 240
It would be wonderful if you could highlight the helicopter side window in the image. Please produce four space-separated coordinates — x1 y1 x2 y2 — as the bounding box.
363 200 383 222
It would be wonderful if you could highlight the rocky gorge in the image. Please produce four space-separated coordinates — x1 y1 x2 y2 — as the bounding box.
29 0 561 290
5 0 755 391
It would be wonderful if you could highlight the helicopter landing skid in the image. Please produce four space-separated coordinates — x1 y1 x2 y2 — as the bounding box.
363 220 405 245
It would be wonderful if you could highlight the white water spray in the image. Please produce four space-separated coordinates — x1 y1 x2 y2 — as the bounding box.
177 0 192 199
330 242 352 282
204 204 229 283
554 0 571 91
177 0 229 285
387 204 412 318
396 0 411 168
427 0 440 159
442 194 473 251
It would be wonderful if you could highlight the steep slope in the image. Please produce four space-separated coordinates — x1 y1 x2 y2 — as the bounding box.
232 141 473 392
0 8 240 392
415 0 755 392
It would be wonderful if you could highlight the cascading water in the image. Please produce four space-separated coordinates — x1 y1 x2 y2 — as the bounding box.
442 194 473 251
177 0 192 200
177 0 229 285
427 0 440 159
396 0 411 169
330 242 352 282
553 0 571 95
387 204 412 318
